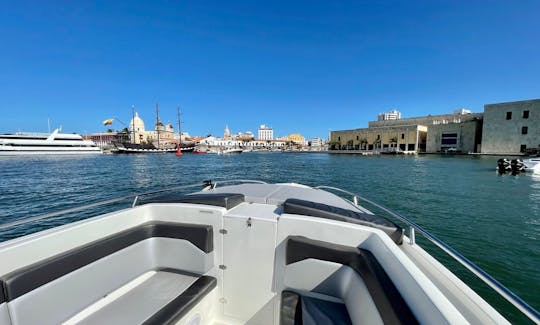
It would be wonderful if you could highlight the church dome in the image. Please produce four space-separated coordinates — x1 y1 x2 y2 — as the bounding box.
129 112 145 132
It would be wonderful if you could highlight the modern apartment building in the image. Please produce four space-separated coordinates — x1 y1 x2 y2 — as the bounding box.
257 125 274 140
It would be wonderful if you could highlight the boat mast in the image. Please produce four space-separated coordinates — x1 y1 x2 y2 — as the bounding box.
131 105 136 144
177 106 182 146
156 101 160 148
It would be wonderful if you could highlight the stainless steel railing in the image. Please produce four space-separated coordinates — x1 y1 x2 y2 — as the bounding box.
315 185 540 324
0 179 267 231
1 180 537 323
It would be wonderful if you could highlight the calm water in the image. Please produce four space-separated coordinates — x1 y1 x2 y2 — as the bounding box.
0 153 538 323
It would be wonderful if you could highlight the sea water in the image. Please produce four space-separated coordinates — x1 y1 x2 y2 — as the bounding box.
0 153 538 323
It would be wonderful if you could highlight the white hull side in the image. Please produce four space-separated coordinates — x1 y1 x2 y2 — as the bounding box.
0 147 102 155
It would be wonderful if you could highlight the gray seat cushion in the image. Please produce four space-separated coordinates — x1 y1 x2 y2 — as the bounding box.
283 198 403 244
78 271 216 325
281 290 352 325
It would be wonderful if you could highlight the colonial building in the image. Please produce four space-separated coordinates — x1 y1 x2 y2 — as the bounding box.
331 125 427 152
481 99 540 155
197 136 286 150
128 112 177 146
287 134 307 146
331 110 482 153
129 112 146 144
84 132 130 148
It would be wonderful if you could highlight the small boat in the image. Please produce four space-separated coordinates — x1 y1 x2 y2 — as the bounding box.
523 157 540 169
0 128 102 155
193 149 208 154
218 148 243 155
0 180 537 324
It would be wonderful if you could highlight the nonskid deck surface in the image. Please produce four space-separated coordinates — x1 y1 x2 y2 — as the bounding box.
0 183 516 324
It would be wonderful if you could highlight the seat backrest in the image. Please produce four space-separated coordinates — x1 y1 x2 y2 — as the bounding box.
1 222 214 325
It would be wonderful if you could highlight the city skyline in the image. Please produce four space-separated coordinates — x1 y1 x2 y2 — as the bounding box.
1 1 539 139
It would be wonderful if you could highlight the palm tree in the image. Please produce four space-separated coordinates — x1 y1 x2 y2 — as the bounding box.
390 136 398 151
360 138 368 150
373 138 381 151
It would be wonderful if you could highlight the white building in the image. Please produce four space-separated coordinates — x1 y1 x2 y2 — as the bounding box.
377 109 401 121
128 112 146 144
258 125 274 140
198 136 286 150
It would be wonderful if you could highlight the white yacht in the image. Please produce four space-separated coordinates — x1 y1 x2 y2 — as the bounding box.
0 180 538 325
218 148 243 155
0 128 102 155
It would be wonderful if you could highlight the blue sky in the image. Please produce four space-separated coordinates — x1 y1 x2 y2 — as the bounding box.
1 1 539 139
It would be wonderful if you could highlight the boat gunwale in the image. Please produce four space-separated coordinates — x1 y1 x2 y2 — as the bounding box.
0 179 537 323
316 185 540 324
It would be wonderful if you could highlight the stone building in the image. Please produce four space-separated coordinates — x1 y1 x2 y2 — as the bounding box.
128 112 176 146
331 110 484 153
425 119 483 153
481 99 540 155
330 125 427 152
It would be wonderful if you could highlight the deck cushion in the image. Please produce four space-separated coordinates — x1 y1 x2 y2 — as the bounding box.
137 193 245 209
1 222 213 301
285 236 417 325
0 280 4 304
76 271 216 325
143 275 216 324
281 291 352 325
283 198 403 244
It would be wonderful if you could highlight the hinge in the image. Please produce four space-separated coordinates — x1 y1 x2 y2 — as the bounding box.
219 229 228 234
219 265 227 270
219 298 227 303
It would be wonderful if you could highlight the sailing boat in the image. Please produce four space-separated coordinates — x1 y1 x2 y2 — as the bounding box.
176 106 195 153
114 104 177 154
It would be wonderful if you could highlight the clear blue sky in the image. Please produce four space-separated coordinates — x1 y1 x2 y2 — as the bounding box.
1 1 539 139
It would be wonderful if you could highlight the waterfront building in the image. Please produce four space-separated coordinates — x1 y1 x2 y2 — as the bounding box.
377 109 401 121
236 131 254 141
368 110 480 128
287 133 307 146
258 125 273 140
146 120 176 146
197 136 286 150
84 132 129 148
481 99 540 155
425 119 482 153
330 125 427 152
128 111 178 146
310 137 327 151
336 110 483 153
128 112 147 144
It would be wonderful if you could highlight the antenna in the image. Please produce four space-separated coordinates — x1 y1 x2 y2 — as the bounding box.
48 118 51 133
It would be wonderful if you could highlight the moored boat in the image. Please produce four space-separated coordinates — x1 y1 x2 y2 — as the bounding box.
217 148 243 155
0 128 102 155
0 180 537 324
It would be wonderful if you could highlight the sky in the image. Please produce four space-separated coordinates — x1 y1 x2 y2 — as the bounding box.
1 0 539 139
